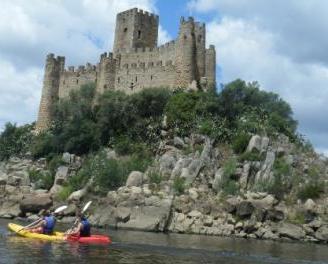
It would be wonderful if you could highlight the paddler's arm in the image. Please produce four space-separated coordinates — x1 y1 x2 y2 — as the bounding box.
25 219 45 230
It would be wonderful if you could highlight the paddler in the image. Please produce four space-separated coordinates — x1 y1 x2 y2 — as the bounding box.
26 209 57 235
66 212 91 237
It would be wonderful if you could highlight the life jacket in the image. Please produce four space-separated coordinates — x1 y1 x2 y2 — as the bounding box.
43 215 56 235
80 217 91 237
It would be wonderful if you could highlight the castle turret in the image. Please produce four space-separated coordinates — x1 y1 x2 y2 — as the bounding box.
175 17 197 88
96 52 116 94
195 22 206 80
113 8 159 55
205 45 216 89
35 54 64 132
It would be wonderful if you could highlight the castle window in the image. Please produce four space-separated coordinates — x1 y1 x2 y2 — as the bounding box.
76 79 79 84
198 35 202 43
124 27 128 33
150 75 153 80
104 85 107 89
135 76 137 82
138 30 141 39
63 80 65 85
183 35 187 40
118 77 120 83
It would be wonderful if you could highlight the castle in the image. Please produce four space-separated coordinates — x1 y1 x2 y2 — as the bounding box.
36 8 216 132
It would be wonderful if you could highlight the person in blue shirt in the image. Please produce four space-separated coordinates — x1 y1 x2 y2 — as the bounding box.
67 212 91 237
26 209 56 235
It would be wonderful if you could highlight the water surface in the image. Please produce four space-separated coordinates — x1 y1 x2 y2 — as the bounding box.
1 219 328 264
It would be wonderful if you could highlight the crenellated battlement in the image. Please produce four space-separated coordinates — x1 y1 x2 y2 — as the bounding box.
63 63 97 73
36 7 216 132
117 8 159 21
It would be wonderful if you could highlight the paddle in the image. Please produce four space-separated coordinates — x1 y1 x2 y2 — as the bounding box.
18 205 68 232
66 201 92 235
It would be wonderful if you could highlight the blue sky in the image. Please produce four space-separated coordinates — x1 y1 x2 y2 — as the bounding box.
0 0 327 155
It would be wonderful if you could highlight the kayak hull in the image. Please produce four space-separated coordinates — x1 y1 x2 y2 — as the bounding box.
67 234 111 244
8 223 65 241
8 223 111 244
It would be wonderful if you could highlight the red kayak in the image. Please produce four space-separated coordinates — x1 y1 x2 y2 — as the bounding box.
67 234 111 244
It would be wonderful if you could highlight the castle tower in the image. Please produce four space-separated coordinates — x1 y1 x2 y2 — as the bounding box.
113 8 159 54
96 52 117 95
35 54 64 132
195 22 206 80
175 17 197 88
205 45 216 89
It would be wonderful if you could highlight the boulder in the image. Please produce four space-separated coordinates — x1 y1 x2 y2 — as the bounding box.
277 223 305 240
7 171 30 186
54 166 69 185
159 154 176 176
68 188 87 202
236 201 254 218
224 197 239 213
20 194 53 214
304 199 316 213
173 137 185 149
212 168 224 192
315 225 328 241
266 209 284 222
126 171 143 187
251 195 276 210
171 158 193 179
117 197 173 232
62 152 73 164
0 201 21 218
115 207 131 222
246 135 262 153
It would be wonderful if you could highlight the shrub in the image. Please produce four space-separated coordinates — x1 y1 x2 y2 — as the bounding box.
297 183 324 201
148 170 162 185
238 151 264 162
28 169 54 190
173 177 185 195
0 123 34 160
31 132 57 159
232 132 251 154
47 154 65 175
219 158 239 196
56 185 74 201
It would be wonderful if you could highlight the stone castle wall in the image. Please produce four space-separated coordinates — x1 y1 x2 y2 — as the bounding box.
58 63 97 98
36 8 216 132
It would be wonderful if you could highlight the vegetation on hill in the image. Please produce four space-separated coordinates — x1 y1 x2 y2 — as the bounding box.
0 79 310 196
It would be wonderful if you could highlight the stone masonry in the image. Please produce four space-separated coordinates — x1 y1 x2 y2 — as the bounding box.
36 8 216 132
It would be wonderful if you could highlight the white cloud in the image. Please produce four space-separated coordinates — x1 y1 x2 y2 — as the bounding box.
189 0 328 153
0 58 43 127
0 0 172 130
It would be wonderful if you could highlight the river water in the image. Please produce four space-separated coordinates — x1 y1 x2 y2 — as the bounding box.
1 219 328 264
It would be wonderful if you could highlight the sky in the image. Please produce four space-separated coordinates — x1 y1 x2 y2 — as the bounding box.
0 0 327 155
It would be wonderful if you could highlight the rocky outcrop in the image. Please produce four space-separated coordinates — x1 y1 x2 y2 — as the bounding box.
1 134 328 245
20 194 53 214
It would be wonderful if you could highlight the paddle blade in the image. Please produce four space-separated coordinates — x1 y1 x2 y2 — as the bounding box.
54 205 68 214
82 201 92 213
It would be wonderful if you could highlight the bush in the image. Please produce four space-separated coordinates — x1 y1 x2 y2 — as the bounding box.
148 170 162 185
218 158 239 196
232 132 251 154
173 177 185 195
56 185 74 201
30 132 55 159
0 123 34 160
297 183 324 201
28 169 54 190
238 151 264 162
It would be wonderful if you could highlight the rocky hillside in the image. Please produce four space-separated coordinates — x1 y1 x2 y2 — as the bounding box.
1 131 328 243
